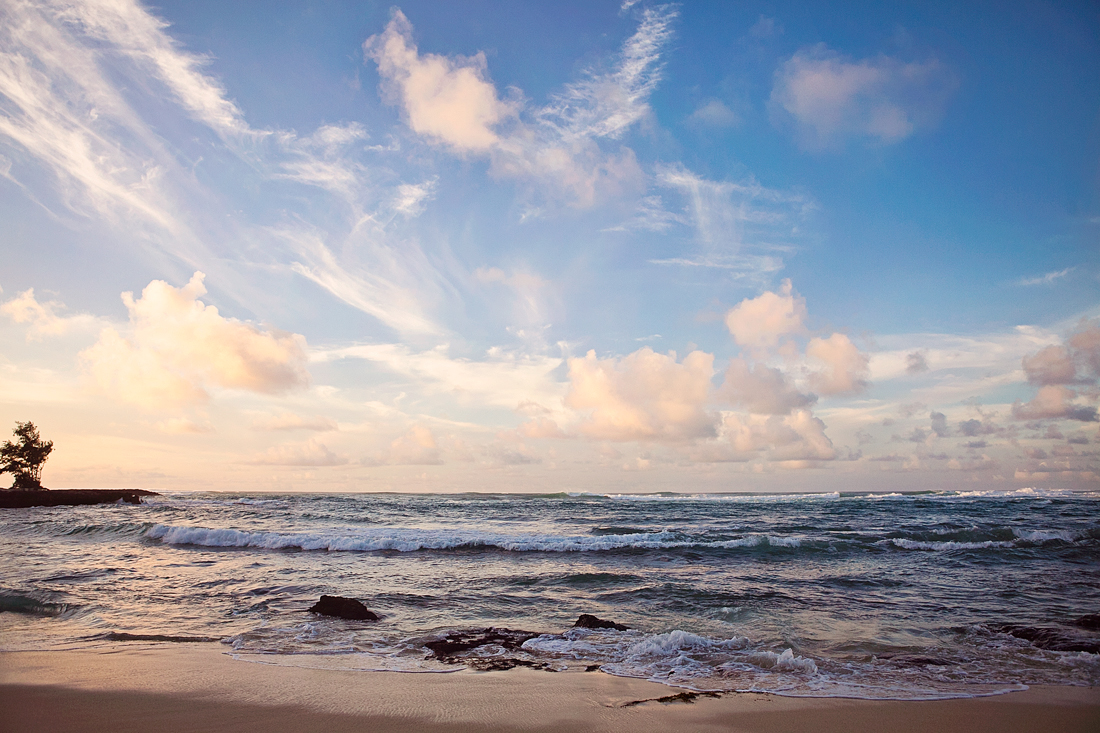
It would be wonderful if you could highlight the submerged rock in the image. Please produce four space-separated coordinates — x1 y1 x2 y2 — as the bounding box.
308 595 379 621
990 623 1100 654
1072 613 1100 630
573 613 629 631
423 628 552 671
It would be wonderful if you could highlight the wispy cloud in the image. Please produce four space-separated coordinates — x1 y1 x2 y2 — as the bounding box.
1016 267 1074 286
536 5 677 142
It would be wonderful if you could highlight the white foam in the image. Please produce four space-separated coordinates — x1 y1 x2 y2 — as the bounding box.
145 524 702 553
745 648 818 674
888 538 1014 551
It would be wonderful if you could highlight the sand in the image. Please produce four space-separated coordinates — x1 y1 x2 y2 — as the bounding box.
1 645 1097 732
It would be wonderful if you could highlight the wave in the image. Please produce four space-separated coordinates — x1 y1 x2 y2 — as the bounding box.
143 523 842 554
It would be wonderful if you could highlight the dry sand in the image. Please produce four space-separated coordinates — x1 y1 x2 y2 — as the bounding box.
1 645 1097 732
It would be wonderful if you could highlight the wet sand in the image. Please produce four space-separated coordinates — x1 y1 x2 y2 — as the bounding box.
1 645 1097 732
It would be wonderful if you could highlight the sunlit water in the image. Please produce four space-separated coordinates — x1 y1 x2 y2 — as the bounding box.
1 488 1098 699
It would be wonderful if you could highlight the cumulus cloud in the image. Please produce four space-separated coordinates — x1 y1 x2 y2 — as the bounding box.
364 10 515 152
364 7 674 207
80 273 309 408
1013 318 1100 422
249 439 348 466
806 333 870 395
724 279 807 353
694 409 835 462
721 358 816 415
1 288 97 339
1013 385 1097 422
770 45 956 149
1022 345 1077 385
365 425 444 466
906 350 929 374
565 347 716 441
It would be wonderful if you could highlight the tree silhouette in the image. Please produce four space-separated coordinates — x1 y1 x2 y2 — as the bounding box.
1 422 54 490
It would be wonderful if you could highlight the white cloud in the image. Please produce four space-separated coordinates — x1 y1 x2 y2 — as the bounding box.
770 44 956 149
1016 267 1073 286
721 358 816 415
724 279 807 353
686 99 739 128
364 9 515 153
249 438 348 466
80 272 309 408
650 165 810 279
312 342 566 412
365 425 444 466
1 288 98 340
364 7 674 208
806 333 870 395
536 5 676 142
693 409 835 462
565 347 716 442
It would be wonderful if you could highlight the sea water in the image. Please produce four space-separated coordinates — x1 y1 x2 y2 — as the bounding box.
1 488 1098 699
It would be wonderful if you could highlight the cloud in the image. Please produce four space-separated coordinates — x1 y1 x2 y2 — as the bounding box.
724 279 807 353
364 7 674 207
313 342 566 412
750 16 782 39
565 347 716 442
905 350 929 373
252 413 338 432
721 358 816 415
1022 345 1078 385
806 333 870 395
1013 318 1100 421
686 99 739 128
694 409 835 462
249 438 348 466
364 10 515 152
1013 385 1097 422
650 166 811 278
770 45 956 149
362 426 444 466
930 411 948 437
81 273 309 408
536 5 677 142
1 288 97 339
1016 268 1073 286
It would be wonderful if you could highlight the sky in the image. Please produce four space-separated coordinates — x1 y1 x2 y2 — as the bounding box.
0 0 1098 493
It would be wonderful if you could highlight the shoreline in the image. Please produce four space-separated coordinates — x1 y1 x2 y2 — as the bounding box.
2 645 1097 732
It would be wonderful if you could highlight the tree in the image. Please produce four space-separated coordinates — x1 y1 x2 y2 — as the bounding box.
1 422 54 490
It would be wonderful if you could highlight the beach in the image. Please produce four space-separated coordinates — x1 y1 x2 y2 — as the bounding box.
2 644 1098 732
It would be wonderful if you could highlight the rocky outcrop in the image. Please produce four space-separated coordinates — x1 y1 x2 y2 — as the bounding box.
0 489 158 508
423 628 551 671
573 614 629 631
308 595 380 621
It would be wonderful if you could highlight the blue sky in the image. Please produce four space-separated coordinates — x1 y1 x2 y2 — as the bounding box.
1 0 1097 492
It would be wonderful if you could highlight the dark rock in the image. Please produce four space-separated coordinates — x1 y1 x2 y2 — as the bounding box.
573 613 629 631
308 595 379 621
990 623 1100 654
105 632 219 643
424 628 540 661
1072 613 1100 630
0 489 158 509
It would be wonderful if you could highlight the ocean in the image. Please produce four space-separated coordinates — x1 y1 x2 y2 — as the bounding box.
1 488 1098 700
